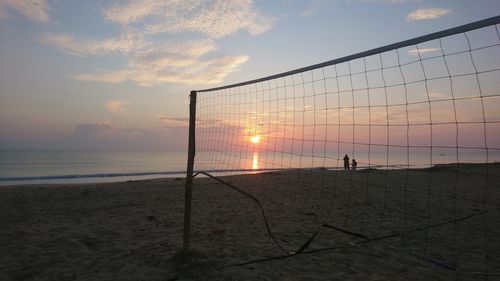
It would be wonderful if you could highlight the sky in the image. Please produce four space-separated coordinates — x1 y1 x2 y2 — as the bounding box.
0 0 499 151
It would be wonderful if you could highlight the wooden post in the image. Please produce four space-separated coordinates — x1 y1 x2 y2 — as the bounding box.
183 90 197 253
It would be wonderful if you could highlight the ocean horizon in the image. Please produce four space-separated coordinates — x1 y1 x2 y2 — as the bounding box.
0 150 188 186
1 148 498 186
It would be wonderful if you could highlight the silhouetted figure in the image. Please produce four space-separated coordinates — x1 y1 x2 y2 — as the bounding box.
352 159 357 171
343 154 350 170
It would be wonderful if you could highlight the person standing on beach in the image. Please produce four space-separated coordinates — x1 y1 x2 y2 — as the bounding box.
343 154 350 170
352 159 357 171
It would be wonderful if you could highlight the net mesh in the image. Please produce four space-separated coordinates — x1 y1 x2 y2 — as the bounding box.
192 21 500 276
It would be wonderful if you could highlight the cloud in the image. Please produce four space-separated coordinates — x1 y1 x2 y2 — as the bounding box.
67 122 187 151
73 70 131 84
300 0 420 17
158 115 227 128
158 116 190 122
406 8 450 21
408 47 440 56
45 34 246 86
72 54 249 86
103 0 276 38
106 100 130 113
349 0 419 3
42 0 273 86
65 121 244 151
70 122 121 139
103 0 163 24
41 32 142 56
429 92 446 99
158 116 190 127
131 38 218 70
303 0 418 17
301 0 330 17
0 0 51 22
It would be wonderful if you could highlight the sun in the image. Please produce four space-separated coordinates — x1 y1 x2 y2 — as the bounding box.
250 135 261 144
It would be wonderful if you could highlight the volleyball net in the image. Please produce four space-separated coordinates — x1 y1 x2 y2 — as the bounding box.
184 16 500 276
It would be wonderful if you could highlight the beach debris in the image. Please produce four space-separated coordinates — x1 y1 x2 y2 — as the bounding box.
147 215 156 220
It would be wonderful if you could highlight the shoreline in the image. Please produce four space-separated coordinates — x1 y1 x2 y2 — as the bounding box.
2 161 498 187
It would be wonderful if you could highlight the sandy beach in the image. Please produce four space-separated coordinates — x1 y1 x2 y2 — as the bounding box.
1 163 499 280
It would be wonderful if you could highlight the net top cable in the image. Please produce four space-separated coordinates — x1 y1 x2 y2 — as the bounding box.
194 15 500 93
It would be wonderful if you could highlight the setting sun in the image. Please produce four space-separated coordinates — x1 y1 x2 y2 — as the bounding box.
250 135 261 144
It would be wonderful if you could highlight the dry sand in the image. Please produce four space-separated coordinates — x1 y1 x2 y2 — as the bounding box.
1 163 499 280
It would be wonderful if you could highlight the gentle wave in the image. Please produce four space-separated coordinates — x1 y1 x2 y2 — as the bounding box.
0 165 418 182
0 168 275 182
0 171 186 181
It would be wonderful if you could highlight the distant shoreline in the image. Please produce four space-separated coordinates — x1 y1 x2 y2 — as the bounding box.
2 162 498 187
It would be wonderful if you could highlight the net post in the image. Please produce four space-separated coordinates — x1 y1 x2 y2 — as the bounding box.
183 90 197 253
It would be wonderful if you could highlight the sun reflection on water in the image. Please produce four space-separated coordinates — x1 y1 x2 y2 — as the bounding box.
252 152 259 170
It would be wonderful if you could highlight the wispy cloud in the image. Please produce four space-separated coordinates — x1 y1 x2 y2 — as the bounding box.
103 0 276 38
131 38 219 70
72 55 249 86
41 32 142 56
348 0 419 3
158 116 190 122
0 0 51 22
158 114 229 129
301 0 330 17
66 121 240 150
42 0 274 86
429 92 446 99
158 115 190 127
67 122 187 151
102 0 163 24
106 100 130 113
408 47 440 55
303 0 418 17
54 33 248 86
406 8 450 21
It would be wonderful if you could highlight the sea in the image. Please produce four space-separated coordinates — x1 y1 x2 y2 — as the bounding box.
0 150 187 186
0 149 498 186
